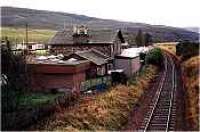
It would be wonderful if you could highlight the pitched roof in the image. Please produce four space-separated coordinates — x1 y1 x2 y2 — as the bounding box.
48 29 124 45
48 29 73 44
117 47 152 58
74 49 111 65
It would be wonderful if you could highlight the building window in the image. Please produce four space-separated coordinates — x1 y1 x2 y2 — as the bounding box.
107 64 113 70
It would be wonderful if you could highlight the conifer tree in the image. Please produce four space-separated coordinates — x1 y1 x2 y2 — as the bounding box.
144 33 152 46
135 29 144 47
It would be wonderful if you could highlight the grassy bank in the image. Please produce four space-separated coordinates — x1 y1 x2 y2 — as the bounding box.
182 56 199 130
1 27 56 43
31 65 158 131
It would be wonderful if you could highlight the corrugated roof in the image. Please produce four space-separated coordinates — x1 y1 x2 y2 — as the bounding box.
48 29 123 45
75 49 110 65
27 57 89 66
119 47 152 58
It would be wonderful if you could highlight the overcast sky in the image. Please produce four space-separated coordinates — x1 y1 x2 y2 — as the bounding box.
1 0 200 27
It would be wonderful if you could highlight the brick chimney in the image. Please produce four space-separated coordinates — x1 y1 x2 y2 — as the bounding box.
73 25 89 44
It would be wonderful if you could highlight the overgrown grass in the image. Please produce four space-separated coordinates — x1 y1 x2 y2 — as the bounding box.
31 65 158 131
182 56 199 130
1 27 56 43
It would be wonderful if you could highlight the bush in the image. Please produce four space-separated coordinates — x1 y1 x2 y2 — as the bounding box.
176 41 199 61
145 48 163 67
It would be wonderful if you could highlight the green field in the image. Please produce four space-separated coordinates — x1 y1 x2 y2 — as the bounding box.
1 27 57 43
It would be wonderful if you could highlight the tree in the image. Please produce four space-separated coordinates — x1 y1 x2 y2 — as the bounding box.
144 33 153 46
1 37 28 113
145 48 163 67
135 29 144 47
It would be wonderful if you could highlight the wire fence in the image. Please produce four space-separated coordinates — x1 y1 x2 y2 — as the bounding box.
80 76 111 92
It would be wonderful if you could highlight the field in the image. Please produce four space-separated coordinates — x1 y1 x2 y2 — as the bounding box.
1 27 56 43
182 56 199 130
155 42 177 56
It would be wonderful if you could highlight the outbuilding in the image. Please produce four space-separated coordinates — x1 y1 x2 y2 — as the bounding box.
114 48 143 77
64 49 113 79
28 56 90 94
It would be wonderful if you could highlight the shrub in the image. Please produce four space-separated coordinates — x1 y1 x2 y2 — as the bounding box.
176 41 199 61
145 48 163 67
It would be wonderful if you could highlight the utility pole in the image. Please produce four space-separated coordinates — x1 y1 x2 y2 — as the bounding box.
24 23 28 57
64 20 66 30
25 23 28 48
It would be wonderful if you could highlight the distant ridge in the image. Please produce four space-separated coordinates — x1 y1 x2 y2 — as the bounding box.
184 27 199 33
1 6 199 42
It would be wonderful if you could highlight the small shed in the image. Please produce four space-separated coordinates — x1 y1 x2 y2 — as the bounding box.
28 56 90 94
114 48 143 77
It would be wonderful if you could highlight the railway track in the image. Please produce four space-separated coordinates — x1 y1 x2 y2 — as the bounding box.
140 53 177 131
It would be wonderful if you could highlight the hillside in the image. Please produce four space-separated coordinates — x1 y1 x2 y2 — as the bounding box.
184 27 199 33
1 6 199 43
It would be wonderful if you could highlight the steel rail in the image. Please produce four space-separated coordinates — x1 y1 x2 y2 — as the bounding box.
166 56 175 131
143 53 176 132
143 54 168 131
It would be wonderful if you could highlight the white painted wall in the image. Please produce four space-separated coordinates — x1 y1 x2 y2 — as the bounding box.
114 56 141 77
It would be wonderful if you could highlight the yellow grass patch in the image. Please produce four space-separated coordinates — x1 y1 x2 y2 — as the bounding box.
155 42 178 58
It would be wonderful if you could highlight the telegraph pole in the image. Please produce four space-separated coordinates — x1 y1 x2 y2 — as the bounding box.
24 23 28 57
25 23 28 48
24 23 28 87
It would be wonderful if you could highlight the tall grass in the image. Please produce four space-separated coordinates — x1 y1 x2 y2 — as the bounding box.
31 65 158 131
182 56 199 130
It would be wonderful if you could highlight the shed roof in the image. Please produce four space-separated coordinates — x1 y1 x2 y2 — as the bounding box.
48 29 124 45
74 49 111 66
27 55 89 66
118 47 152 58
